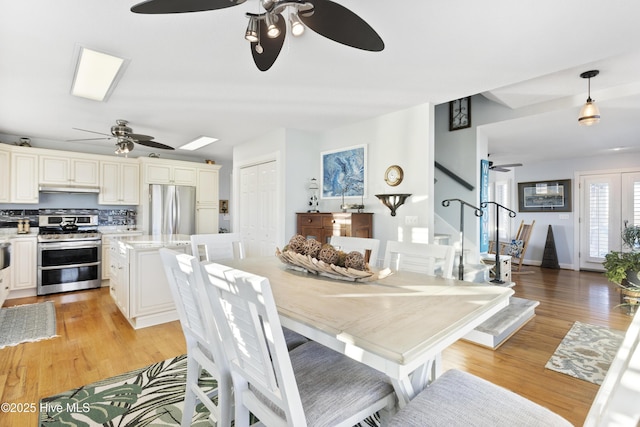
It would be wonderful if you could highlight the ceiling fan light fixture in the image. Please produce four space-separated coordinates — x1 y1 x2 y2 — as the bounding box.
245 17 259 42
265 13 280 38
578 70 601 126
290 12 305 36
115 140 133 155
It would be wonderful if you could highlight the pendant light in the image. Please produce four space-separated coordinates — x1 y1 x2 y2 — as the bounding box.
578 70 600 126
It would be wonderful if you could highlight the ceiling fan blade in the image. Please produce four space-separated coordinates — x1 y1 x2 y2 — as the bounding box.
128 133 154 141
131 0 246 14
250 13 286 72
72 127 112 137
66 137 112 142
135 139 175 150
299 0 384 51
491 163 523 169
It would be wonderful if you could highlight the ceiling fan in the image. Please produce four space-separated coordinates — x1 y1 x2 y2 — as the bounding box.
130 0 384 71
69 120 174 155
488 161 523 172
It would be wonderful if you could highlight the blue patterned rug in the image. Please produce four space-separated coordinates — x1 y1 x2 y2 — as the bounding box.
39 354 381 426
545 321 625 385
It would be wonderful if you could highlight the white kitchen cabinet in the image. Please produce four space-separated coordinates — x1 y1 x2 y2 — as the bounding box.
99 160 140 205
10 236 37 290
196 206 218 234
0 148 9 203
10 151 39 204
0 266 9 307
40 155 99 187
102 231 143 280
108 243 129 318
196 167 220 234
108 235 190 329
141 160 196 185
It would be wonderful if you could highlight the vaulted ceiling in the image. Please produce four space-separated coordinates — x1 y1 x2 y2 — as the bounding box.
2 0 640 164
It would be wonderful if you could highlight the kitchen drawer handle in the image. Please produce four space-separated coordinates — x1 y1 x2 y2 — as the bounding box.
307 219 312 223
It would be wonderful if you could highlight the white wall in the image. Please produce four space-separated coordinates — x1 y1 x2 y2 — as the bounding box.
434 95 488 262
320 103 434 254
512 153 640 269
232 103 434 265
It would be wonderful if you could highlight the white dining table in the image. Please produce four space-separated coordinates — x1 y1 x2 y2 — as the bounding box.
219 256 514 406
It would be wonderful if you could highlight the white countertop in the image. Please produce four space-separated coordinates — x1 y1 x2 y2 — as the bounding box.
0 229 39 240
111 234 192 250
98 226 143 235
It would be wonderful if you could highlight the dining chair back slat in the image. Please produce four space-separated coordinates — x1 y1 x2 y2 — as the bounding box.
191 233 245 262
383 241 456 279
159 248 232 427
194 261 306 426
195 260 396 427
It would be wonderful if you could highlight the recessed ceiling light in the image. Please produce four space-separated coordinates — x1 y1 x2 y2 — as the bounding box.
71 46 128 102
179 136 219 151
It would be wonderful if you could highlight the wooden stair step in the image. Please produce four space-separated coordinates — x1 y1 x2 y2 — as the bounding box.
463 297 539 349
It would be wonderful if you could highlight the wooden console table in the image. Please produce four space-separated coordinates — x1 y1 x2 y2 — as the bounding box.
296 212 373 244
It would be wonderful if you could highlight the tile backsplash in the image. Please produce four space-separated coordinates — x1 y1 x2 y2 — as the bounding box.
98 209 137 227
0 209 137 228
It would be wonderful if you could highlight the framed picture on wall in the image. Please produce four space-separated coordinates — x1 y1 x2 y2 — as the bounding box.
517 179 572 212
320 144 367 199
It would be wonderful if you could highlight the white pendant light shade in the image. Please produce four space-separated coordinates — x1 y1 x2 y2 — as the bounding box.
578 100 600 126
578 70 600 126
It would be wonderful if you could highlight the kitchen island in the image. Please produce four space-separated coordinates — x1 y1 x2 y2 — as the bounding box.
108 234 191 329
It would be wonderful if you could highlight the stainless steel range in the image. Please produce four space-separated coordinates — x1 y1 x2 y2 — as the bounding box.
37 209 102 295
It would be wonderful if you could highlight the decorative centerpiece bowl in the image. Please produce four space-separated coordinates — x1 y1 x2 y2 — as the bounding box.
275 235 388 282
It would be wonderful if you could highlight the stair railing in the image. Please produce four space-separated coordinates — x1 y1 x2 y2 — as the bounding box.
481 201 516 284
442 199 483 280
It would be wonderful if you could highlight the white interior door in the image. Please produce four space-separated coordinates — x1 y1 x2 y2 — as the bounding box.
579 172 637 271
239 161 277 257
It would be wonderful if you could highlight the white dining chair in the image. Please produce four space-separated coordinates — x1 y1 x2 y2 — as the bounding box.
190 234 308 350
159 248 232 427
388 369 572 427
329 236 381 267
194 260 397 427
382 241 456 279
191 233 245 262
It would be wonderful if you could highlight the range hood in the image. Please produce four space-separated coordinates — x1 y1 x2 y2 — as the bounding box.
39 185 100 194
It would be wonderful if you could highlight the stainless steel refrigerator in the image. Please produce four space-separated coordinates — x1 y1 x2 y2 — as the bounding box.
149 184 196 235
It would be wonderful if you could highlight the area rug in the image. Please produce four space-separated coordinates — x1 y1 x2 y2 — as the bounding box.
39 355 381 427
545 321 625 385
0 301 57 349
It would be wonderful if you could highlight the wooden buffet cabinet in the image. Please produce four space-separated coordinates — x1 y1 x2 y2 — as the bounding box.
296 212 373 243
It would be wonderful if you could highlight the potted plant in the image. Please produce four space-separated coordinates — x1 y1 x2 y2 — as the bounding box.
603 225 640 312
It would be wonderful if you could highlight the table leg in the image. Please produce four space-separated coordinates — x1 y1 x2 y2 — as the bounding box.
391 353 442 407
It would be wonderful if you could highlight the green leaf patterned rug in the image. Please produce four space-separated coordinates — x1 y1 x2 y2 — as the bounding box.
545 321 625 385
39 355 216 426
39 354 382 426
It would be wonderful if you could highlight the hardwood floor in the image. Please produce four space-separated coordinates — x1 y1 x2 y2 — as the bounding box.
0 268 633 426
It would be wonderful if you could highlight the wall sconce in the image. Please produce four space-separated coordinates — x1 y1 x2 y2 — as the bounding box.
375 194 411 216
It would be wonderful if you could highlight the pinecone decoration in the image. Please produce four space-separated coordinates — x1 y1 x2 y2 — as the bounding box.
288 234 307 254
336 250 347 267
318 244 339 265
344 251 366 271
304 239 322 258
